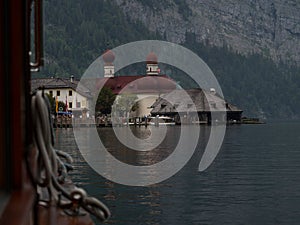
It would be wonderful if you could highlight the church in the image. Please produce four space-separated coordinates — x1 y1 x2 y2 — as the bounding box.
96 49 243 124
96 50 177 118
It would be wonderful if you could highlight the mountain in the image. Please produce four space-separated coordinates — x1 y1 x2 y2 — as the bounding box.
114 0 300 65
36 0 300 119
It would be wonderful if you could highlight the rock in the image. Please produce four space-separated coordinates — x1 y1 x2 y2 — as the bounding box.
113 0 300 64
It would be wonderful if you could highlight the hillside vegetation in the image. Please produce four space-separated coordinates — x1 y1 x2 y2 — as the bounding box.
36 0 300 119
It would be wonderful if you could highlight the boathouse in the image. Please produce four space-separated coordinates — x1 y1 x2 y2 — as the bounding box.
150 88 243 124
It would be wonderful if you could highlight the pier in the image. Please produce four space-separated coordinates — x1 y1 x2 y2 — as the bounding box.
54 116 96 128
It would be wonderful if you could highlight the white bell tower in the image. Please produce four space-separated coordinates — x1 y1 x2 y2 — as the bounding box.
146 52 159 75
103 50 115 77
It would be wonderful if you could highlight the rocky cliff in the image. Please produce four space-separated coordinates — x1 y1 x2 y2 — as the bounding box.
113 0 300 64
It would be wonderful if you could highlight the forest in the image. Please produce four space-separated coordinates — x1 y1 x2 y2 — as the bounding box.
35 0 300 119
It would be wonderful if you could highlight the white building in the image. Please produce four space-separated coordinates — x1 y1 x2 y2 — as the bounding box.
31 76 92 114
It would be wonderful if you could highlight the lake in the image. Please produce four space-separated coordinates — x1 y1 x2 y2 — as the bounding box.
54 121 300 225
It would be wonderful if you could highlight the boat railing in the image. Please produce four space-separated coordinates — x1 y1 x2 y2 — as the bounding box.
30 90 110 222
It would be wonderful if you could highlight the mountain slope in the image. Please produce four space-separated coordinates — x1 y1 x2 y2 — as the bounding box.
37 0 300 119
114 0 300 64
39 0 161 77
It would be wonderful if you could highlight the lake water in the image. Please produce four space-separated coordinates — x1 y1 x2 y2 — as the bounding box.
54 121 300 225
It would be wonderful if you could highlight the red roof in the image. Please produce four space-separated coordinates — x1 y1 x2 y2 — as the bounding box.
96 75 176 95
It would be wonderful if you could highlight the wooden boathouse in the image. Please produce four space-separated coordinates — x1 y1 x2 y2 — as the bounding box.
150 88 243 124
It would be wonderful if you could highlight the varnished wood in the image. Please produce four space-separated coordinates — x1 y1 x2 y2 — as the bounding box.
0 184 35 225
10 0 26 189
0 1 103 224
38 205 94 225
0 0 5 189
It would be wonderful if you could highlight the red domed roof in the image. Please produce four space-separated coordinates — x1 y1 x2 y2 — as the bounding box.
96 75 176 95
146 52 158 64
103 50 115 64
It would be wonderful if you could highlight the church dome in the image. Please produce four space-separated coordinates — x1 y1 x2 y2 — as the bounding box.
103 50 115 64
146 52 158 64
136 76 176 93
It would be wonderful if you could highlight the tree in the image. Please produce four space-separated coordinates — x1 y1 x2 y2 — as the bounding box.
95 87 116 115
44 93 65 113
36 0 300 119
45 93 56 113
45 93 66 114
113 93 138 117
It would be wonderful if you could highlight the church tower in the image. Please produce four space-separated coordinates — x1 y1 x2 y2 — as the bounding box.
103 50 115 77
146 52 159 75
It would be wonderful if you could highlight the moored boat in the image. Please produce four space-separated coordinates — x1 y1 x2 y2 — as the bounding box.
148 116 176 126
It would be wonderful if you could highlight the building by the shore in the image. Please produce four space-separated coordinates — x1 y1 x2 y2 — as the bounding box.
151 88 243 124
97 50 243 124
96 50 177 118
31 76 93 116
31 50 243 126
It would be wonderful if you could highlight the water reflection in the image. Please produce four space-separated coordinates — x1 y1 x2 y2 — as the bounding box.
96 126 180 166
54 122 300 225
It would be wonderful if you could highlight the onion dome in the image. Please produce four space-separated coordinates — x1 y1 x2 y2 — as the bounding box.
103 49 115 64
146 52 158 64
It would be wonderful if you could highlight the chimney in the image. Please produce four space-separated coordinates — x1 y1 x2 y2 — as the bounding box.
70 75 74 83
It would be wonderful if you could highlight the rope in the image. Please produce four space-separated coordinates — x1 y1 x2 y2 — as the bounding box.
31 90 111 222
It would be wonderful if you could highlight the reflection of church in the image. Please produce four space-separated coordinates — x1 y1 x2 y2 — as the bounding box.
96 50 177 117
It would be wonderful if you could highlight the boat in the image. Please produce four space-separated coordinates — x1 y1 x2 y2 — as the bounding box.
148 116 176 126
0 1 110 224
241 117 266 124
